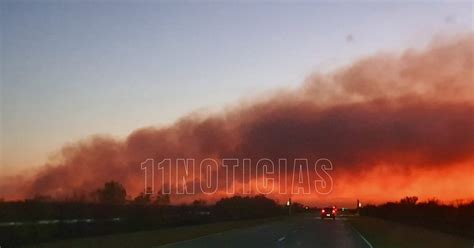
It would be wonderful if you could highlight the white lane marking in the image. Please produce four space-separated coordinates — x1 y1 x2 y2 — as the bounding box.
349 223 374 248
277 236 286 242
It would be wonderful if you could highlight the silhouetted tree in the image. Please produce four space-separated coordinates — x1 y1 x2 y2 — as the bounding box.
96 181 126 205
133 192 152 205
153 190 170 206
400 196 418 205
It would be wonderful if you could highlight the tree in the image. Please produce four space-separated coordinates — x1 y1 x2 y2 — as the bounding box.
133 189 152 205
400 196 418 206
96 181 127 204
154 190 170 206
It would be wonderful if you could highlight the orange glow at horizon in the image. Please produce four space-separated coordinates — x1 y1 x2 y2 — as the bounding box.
169 162 474 207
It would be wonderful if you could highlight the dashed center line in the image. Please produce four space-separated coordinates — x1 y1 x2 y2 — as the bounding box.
277 236 286 242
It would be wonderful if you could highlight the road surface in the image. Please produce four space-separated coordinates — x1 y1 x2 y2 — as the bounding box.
159 214 372 248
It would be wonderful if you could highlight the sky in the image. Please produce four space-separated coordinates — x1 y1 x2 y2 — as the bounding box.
1 1 473 177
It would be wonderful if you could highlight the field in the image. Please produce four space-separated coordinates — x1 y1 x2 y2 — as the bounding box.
348 216 473 248
30 216 286 248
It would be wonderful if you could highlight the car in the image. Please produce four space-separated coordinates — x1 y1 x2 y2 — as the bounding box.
320 207 337 220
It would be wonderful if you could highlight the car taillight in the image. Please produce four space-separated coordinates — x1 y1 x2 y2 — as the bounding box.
332 210 336 214
321 209 325 213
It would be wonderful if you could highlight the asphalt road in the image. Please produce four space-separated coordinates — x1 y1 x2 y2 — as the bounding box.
159 215 372 248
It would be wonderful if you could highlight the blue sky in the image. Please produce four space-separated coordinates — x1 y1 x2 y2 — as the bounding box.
1 1 472 173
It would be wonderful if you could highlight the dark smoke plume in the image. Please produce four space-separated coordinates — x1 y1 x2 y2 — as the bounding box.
1 34 473 204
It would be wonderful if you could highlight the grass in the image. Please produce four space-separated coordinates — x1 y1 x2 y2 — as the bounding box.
32 216 286 248
348 216 474 248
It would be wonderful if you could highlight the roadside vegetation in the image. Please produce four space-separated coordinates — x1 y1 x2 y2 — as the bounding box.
349 216 473 248
0 181 309 247
33 216 288 248
360 196 474 239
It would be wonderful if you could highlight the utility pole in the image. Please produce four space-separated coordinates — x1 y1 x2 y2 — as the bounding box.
356 199 361 215
287 197 292 216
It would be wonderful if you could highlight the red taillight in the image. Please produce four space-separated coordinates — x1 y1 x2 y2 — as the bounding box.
332 210 336 214
321 209 325 213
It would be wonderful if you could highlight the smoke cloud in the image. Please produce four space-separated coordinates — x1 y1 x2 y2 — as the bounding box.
2 34 473 205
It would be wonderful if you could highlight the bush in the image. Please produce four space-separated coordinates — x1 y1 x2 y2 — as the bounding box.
214 195 282 220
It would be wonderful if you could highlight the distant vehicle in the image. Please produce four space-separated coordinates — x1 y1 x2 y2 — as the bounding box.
320 207 336 220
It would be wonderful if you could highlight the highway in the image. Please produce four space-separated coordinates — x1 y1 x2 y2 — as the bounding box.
160 214 372 248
